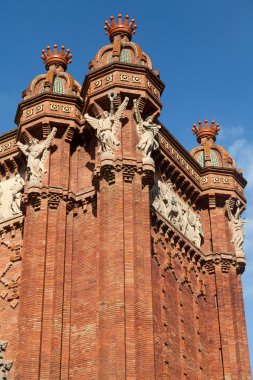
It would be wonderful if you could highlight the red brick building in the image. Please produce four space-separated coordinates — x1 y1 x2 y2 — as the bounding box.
0 14 251 380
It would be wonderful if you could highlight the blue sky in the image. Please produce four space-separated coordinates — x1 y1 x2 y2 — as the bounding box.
1 0 253 367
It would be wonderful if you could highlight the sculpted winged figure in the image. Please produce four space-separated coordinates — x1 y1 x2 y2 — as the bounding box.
133 98 161 159
17 127 57 184
84 92 129 154
225 198 245 257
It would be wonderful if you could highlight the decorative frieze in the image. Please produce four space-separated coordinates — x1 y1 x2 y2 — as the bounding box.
0 174 24 223
62 105 72 113
120 73 129 82
35 104 43 113
0 139 16 153
151 179 204 248
25 109 33 118
147 80 160 98
158 136 201 183
50 103 59 111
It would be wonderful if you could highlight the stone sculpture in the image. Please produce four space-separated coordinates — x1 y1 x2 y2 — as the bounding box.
84 92 129 159
17 127 57 185
225 198 245 258
133 98 160 162
10 174 25 215
194 215 204 247
0 341 12 380
151 179 204 248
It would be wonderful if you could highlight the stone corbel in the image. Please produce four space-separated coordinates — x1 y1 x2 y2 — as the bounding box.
208 192 216 209
122 164 136 183
64 124 76 143
100 164 116 185
48 192 63 209
141 168 155 188
27 190 42 211
221 259 233 273
19 129 32 145
42 121 52 139
204 260 215 275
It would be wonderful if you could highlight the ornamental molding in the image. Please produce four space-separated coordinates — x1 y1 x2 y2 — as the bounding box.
204 255 243 274
0 139 16 154
23 186 96 214
158 136 201 184
157 135 246 197
93 160 155 186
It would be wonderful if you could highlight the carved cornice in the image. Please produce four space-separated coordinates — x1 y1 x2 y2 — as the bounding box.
93 159 155 187
23 186 96 214
0 216 23 236
81 62 165 109
15 92 84 128
204 256 242 274
156 127 246 208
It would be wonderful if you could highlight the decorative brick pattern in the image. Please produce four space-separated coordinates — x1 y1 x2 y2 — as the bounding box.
0 13 251 380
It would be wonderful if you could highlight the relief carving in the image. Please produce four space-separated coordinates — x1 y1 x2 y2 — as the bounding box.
0 173 24 222
0 341 12 380
17 127 57 186
10 174 25 215
133 98 160 164
225 198 245 258
84 92 129 160
151 180 204 248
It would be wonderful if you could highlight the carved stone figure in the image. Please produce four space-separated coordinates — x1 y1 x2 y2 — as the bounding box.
10 174 25 215
185 213 196 242
84 92 129 159
17 127 57 185
0 343 7 353
151 180 172 216
194 215 204 248
178 204 189 235
133 98 160 161
0 341 12 380
151 179 204 248
168 196 180 225
226 198 246 258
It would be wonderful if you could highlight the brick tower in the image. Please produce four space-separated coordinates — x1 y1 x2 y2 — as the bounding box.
0 14 251 380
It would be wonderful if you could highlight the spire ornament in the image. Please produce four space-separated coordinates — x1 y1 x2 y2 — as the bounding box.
41 44 72 70
104 14 137 42
192 120 220 143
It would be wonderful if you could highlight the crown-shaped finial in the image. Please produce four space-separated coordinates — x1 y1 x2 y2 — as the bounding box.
104 14 137 42
192 120 220 143
41 44 72 71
